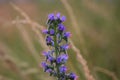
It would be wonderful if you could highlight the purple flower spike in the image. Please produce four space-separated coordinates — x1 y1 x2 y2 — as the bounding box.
60 16 66 22
42 29 48 34
56 13 61 18
50 29 55 35
48 13 54 20
59 66 67 73
41 13 77 79
56 54 68 64
58 24 66 32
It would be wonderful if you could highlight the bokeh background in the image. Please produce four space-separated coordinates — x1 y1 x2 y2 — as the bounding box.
0 0 120 80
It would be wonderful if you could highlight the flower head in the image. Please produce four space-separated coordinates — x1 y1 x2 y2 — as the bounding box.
42 51 51 60
41 62 48 71
41 62 53 73
60 44 70 51
68 73 78 80
42 29 48 34
48 13 54 20
59 66 67 73
56 54 68 64
42 51 55 63
46 68 53 73
46 36 52 42
56 13 61 18
42 51 49 56
49 29 55 35
58 24 66 32
41 62 47 68
60 16 66 22
48 55 55 63
46 36 54 46
63 32 71 38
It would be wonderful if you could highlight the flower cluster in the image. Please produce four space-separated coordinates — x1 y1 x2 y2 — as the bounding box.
41 13 77 80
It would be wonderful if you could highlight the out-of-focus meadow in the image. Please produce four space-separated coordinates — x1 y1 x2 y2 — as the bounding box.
0 0 120 80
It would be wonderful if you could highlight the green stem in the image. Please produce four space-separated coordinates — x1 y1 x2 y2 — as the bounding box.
54 33 58 57
54 25 59 79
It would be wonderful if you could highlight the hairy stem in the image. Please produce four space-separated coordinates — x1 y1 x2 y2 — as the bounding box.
54 25 59 79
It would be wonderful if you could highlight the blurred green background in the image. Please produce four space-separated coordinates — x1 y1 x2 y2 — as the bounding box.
0 0 120 80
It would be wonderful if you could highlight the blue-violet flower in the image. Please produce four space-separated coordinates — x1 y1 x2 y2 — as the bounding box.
41 13 77 80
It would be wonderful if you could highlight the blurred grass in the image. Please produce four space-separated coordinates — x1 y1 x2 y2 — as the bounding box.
0 0 120 80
